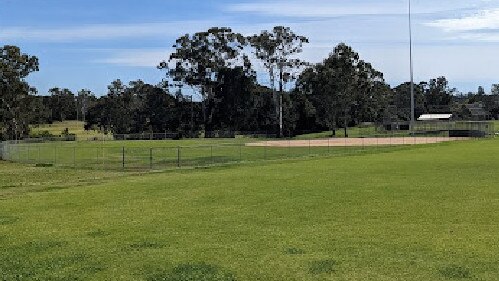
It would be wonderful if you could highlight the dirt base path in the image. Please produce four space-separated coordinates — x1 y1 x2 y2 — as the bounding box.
246 137 469 147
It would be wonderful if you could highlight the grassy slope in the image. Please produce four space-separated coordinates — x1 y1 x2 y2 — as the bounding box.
30 121 105 139
1 139 499 280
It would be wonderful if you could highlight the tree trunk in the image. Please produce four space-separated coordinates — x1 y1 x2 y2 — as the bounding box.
344 110 348 138
279 69 284 138
201 87 207 133
332 115 337 137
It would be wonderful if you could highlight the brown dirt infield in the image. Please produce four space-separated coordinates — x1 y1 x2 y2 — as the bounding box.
246 137 470 147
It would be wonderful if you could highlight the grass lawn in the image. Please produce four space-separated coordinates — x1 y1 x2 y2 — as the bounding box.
1 139 499 280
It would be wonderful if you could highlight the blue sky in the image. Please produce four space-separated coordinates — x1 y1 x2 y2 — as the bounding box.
1 0 499 95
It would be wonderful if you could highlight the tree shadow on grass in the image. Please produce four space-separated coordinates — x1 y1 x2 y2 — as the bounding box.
0 240 105 281
146 263 236 281
439 265 472 279
309 259 337 275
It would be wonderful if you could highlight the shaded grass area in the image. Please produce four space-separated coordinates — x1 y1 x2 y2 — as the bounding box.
1 138 499 280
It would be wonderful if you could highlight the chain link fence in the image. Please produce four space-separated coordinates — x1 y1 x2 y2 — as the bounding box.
0 131 474 172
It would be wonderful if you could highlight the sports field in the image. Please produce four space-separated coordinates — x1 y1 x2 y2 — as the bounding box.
2 136 418 171
1 138 499 280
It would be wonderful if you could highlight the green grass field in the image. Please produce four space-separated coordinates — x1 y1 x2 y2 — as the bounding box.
1 138 499 280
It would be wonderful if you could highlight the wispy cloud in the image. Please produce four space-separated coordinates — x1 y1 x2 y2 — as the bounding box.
94 49 171 67
226 0 482 18
426 8 499 42
0 21 212 42
427 8 499 32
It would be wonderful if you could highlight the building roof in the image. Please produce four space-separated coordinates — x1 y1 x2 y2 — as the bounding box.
418 114 453 121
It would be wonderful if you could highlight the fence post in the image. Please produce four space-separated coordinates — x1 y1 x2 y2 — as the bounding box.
264 142 267 161
150 148 153 170
239 144 242 163
122 147 125 171
287 139 290 158
102 147 105 171
177 147 181 168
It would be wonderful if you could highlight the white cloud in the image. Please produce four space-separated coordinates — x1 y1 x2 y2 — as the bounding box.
94 49 171 67
427 8 499 32
0 21 213 42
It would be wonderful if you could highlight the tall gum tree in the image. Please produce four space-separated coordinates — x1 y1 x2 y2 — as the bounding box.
0 45 39 140
159 27 252 131
249 26 309 137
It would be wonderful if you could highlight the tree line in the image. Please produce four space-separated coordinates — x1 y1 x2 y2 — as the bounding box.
2 26 499 140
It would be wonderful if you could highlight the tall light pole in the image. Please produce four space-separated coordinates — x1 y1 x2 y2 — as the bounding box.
409 0 415 131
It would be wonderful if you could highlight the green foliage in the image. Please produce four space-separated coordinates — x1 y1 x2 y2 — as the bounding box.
297 43 389 136
0 45 39 140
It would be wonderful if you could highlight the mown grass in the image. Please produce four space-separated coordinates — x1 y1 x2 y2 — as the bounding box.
1 138 499 280
0 161 123 198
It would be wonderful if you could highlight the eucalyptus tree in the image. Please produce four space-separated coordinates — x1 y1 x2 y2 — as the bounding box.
492 84 499 96
48 87 77 122
423 77 453 113
0 45 39 140
159 27 252 129
76 89 94 122
249 26 309 137
298 43 387 137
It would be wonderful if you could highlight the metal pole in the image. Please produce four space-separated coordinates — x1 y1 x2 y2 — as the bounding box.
409 0 415 132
